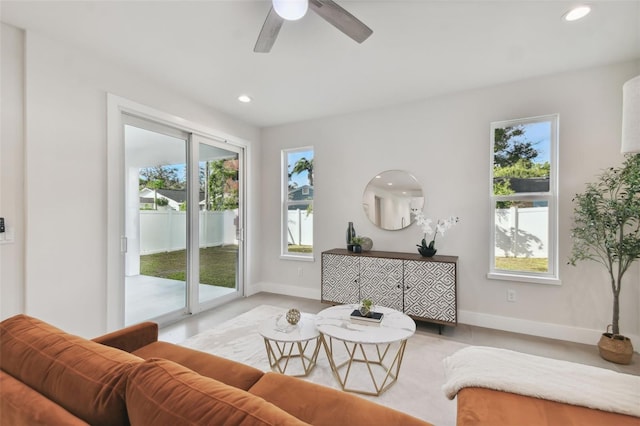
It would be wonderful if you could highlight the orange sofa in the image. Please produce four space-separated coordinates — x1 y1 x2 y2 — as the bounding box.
455 387 640 426
0 314 430 426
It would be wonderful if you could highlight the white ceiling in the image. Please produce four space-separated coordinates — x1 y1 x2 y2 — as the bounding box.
2 1 639 128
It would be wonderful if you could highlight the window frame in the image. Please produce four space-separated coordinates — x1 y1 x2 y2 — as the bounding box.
281 146 314 261
488 114 560 285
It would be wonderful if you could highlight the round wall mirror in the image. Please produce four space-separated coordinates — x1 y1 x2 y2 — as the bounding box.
362 170 424 231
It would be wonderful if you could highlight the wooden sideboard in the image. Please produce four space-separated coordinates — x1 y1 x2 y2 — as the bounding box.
321 248 458 328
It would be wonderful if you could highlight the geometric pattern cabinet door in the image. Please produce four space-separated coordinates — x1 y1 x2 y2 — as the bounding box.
359 256 403 312
404 260 457 324
321 249 458 327
321 253 360 305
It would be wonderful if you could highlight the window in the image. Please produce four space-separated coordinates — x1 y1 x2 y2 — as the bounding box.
282 147 314 259
488 115 560 284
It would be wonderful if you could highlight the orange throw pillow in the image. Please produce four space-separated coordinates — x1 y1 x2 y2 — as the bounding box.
126 358 309 426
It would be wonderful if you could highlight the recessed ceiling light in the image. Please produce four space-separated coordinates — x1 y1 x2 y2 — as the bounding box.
238 95 252 103
563 5 591 21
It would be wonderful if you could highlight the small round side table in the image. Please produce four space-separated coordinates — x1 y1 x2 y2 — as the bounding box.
258 311 320 377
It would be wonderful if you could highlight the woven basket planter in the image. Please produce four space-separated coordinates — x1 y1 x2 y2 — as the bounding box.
597 332 634 365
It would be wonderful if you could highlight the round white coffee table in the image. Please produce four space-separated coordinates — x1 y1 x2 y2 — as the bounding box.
315 304 416 396
258 311 320 377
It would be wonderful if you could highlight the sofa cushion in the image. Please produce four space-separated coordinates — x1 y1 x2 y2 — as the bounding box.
126 358 310 426
249 372 432 426
0 370 89 426
133 341 264 390
0 314 142 426
456 387 640 426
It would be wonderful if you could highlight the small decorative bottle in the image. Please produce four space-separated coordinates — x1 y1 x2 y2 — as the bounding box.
346 222 356 249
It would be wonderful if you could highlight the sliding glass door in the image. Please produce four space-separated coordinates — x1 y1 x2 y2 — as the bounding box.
194 135 243 309
123 117 243 325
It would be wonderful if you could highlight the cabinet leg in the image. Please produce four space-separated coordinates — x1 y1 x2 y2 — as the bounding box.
438 325 443 335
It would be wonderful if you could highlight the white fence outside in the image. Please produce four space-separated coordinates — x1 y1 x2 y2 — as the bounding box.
139 208 544 257
139 209 313 254
495 206 548 258
140 209 238 255
287 210 313 246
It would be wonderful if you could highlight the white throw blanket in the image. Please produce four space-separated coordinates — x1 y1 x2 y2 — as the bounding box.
442 346 640 417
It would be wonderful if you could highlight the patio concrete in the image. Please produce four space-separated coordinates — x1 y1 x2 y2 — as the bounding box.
125 274 236 325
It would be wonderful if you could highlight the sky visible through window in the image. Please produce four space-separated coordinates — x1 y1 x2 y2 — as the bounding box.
514 121 551 164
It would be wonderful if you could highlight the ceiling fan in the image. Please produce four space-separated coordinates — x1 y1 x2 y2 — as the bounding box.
254 0 373 53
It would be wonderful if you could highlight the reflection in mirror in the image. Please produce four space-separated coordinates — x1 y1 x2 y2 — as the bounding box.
362 170 424 231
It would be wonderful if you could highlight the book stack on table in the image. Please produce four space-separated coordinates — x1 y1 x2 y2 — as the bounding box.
349 309 384 325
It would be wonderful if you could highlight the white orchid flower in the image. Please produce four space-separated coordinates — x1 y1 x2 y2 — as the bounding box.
412 209 460 250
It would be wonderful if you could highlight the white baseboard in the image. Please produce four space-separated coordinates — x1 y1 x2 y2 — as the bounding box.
247 281 321 301
245 285 639 349
459 310 640 347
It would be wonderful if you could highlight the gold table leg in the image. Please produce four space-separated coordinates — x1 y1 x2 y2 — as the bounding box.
263 336 321 377
320 334 408 396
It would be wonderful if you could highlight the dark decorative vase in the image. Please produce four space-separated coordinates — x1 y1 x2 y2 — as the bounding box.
418 247 437 257
346 222 356 247
417 238 437 257
353 245 362 253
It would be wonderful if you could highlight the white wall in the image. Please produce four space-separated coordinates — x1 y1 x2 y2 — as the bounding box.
1 24 261 337
1 24 26 319
259 60 640 345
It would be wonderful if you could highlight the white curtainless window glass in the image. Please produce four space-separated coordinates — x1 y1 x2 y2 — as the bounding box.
282 147 314 260
488 115 560 285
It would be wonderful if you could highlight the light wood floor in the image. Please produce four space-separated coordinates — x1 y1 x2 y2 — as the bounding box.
159 292 639 375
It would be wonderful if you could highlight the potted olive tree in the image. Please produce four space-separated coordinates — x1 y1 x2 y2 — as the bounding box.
569 154 640 364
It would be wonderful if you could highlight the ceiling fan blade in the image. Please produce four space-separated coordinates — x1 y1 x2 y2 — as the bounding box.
308 0 373 43
254 7 284 53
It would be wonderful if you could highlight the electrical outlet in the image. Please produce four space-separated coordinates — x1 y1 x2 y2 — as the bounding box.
297 267 303 277
507 289 517 302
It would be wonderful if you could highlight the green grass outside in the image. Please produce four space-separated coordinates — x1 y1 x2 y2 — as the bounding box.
495 257 548 273
140 245 238 288
141 248 543 285
287 245 313 253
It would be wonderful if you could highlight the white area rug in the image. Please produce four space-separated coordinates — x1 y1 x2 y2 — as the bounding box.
181 305 468 426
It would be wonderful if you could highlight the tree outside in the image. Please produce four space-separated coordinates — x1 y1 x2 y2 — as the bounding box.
205 158 239 211
290 157 314 187
139 165 184 190
493 125 550 201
